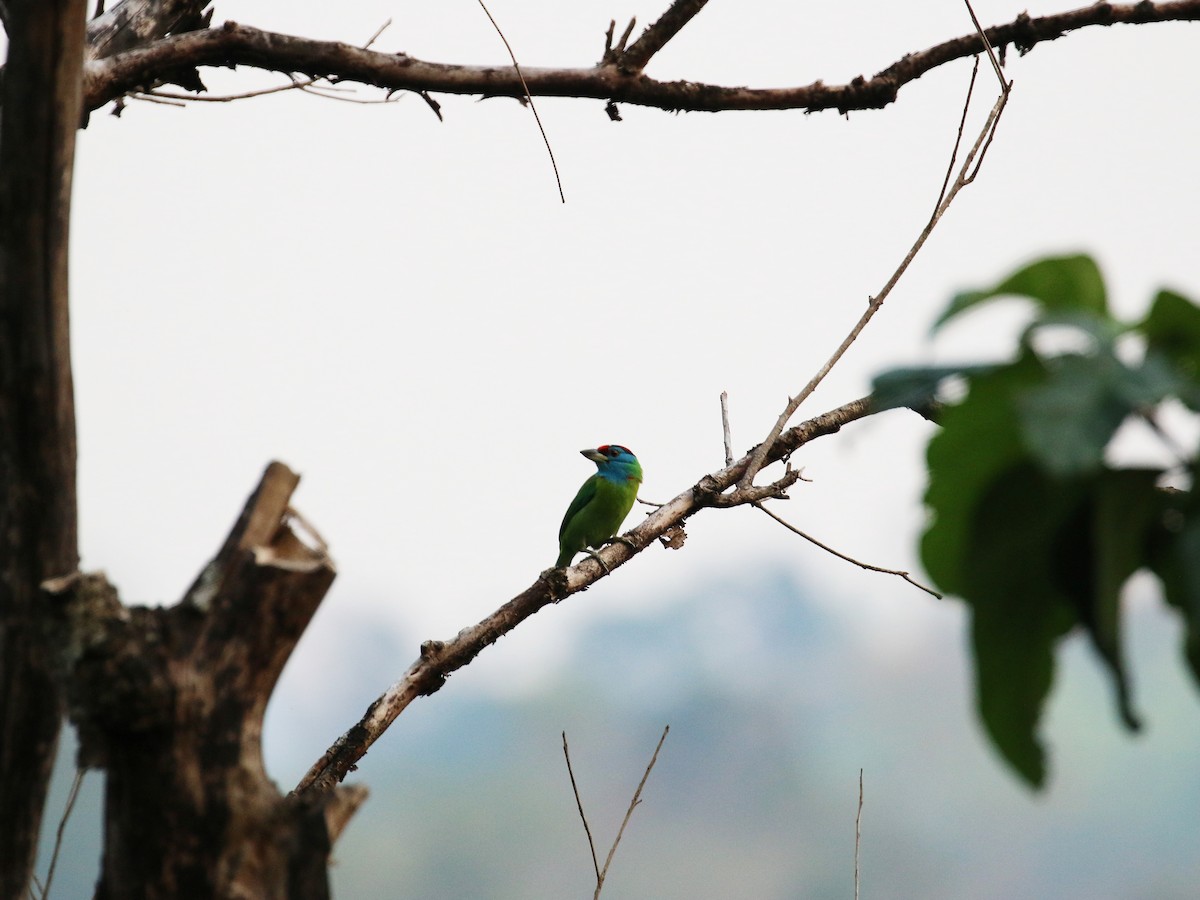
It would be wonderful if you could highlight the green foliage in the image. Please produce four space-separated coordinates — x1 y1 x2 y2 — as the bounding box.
873 254 1200 788
934 253 1108 329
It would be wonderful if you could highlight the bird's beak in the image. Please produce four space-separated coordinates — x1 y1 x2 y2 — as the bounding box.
580 448 606 463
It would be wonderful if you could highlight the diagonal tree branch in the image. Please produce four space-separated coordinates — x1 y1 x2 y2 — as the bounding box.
292 396 875 797
620 0 709 71
80 2 1200 117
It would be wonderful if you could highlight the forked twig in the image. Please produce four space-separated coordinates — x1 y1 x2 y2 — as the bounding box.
929 56 978 222
475 0 565 203
755 502 942 598
563 726 670 899
737 4 1011 492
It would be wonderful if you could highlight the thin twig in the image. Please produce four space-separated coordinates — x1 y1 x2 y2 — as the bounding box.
720 391 733 466
139 79 313 102
964 103 1006 184
363 17 392 50
129 91 187 106
475 0 565 203
595 726 670 899
755 502 942 598
737 9 1011 492
300 85 404 105
562 732 602 885
138 83 406 106
616 17 637 52
855 769 864 900
963 0 1005 87
929 56 978 223
41 768 86 899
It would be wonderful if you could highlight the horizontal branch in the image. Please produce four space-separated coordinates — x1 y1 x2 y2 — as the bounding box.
292 395 874 797
82 2 1200 116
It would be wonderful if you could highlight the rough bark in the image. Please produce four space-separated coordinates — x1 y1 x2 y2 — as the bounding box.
77 2 1200 117
45 462 352 899
0 0 87 895
86 0 213 60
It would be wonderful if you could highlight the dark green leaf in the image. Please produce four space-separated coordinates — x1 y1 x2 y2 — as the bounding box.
1015 353 1132 476
1141 289 1200 377
1076 469 1161 731
921 358 1042 597
935 254 1108 332
870 364 996 415
964 463 1081 788
1140 289 1200 410
1147 485 1200 689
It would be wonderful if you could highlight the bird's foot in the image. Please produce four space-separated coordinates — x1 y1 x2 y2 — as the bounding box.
583 548 611 574
605 535 637 553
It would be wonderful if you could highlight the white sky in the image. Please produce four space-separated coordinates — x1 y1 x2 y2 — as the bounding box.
67 0 1199 701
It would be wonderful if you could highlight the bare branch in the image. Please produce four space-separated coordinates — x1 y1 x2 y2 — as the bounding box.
81 3 1200 117
127 22 405 108
755 502 942 599
292 397 877 796
703 467 806 507
86 0 211 60
621 0 709 71
738 14 1011 490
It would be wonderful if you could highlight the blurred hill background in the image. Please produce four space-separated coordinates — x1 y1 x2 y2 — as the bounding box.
38 566 1200 899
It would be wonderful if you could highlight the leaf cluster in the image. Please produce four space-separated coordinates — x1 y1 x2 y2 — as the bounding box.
874 255 1200 787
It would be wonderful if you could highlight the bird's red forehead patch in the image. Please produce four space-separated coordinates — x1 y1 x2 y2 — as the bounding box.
598 444 632 456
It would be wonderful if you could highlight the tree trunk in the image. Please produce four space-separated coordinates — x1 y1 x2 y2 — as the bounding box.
45 462 358 899
0 0 87 895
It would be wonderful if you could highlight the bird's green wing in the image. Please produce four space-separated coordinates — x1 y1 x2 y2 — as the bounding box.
558 475 599 541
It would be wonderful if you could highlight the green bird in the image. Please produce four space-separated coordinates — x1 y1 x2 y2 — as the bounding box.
556 444 643 569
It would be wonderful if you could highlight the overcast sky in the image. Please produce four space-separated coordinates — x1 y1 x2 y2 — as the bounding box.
17 0 1196 894
60 0 1199 794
